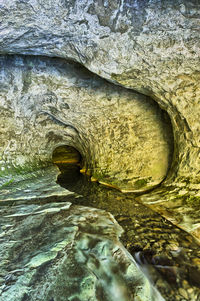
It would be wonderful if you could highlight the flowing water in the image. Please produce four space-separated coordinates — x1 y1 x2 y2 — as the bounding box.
0 164 200 300
56 165 200 300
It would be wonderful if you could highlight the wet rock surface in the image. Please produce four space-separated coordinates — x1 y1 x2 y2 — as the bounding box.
0 0 200 299
0 0 199 238
56 167 200 301
1 166 200 300
138 184 200 244
0 197 163 301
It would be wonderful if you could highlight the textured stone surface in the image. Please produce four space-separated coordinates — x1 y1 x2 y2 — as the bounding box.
0 165 74 201
137 183 200 243
0 1 200 299
0 200 164 301
0 55 172 192
1 168 200 301
0 0 199 185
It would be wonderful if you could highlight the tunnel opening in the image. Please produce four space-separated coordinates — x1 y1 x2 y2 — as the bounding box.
52 145 82 170
52 145 81 165
52 145 84 188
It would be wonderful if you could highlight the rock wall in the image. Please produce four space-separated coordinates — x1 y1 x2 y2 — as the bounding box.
0 1 200 300
0 0 200 186
0 55 172 192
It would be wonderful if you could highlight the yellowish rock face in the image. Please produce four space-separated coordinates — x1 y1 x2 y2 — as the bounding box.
52 146 81 164
0 56 173 192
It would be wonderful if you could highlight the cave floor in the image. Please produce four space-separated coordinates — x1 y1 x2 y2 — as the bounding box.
0 165 200 301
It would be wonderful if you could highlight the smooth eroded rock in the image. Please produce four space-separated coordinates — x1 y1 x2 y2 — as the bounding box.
0 201 164 301
0 55 173 192
0 0 199 184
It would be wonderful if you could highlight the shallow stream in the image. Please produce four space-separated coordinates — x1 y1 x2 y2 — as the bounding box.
0 164 200 300
56 165 200 300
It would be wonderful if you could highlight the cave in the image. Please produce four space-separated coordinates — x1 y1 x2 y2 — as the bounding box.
52 145 82 167
0 1 200 300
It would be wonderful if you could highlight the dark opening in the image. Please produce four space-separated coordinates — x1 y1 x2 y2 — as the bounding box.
52 145 81 166
52 145 83 188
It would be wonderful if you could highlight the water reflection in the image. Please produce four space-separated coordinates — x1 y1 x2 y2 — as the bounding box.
56 164 200 301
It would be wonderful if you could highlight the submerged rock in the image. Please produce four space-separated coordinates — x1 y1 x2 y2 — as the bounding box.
1 167 200 301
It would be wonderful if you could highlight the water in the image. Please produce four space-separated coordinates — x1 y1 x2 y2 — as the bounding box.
0 164 200 300
56 165 200 300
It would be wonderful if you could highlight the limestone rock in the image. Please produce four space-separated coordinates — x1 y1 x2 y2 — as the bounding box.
0 1 200 299
0 200 163 301
0 55 173 192
0 0 200 184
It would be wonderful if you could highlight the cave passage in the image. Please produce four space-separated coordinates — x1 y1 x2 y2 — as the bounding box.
52 145 85 189
52 145 82 169
54 157 200 300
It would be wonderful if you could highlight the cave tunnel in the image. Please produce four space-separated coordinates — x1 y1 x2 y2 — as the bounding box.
52 145 82 169
52 145 85 189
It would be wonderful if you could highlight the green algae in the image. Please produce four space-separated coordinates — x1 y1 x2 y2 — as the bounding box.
134 179 148 189
185 195 200 208
0 178 14 189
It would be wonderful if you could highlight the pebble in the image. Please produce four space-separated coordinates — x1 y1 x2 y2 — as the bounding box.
187 288 194 294
182 280 189 289
179 288 188 299
168 243 179 251
192 258 200 265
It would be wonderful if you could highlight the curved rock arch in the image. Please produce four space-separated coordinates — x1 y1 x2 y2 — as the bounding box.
0 0 199 187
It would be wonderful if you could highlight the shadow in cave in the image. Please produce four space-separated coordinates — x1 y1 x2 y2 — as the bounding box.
52 144 100 196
